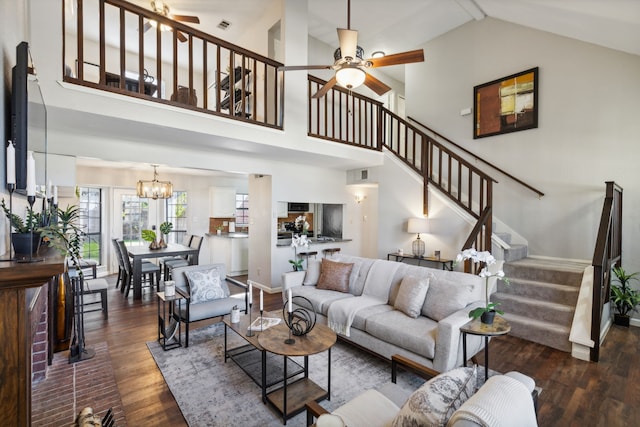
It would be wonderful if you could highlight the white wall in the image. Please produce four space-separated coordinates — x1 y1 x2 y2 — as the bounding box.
405 17 640 274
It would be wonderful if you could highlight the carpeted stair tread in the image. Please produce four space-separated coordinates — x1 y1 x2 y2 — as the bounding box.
494 293 575 325
498 277 579 305
504 258 588 285
502 312 571 352
503 244 528 262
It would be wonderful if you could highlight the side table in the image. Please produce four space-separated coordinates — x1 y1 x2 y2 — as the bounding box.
387 252 454 270
460 315 511 381
157 289 186 350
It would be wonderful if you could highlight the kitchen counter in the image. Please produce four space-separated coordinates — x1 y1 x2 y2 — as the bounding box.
276 237 351 247
206 232 249 239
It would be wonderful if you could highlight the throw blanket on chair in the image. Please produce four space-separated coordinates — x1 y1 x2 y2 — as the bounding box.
327 261 400 336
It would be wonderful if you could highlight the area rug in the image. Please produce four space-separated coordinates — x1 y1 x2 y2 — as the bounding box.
147 322 424 426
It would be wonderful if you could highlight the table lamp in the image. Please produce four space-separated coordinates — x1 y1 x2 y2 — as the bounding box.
407 217 429 257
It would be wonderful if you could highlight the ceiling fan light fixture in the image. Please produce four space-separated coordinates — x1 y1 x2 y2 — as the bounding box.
336 66 366 90
371 51 385 58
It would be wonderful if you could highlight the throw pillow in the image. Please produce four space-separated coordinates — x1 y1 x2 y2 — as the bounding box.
422 278 476 321
185 268 226 304
303 259 322 285
394 275 430 318
391 366 478 427
317 259 354 293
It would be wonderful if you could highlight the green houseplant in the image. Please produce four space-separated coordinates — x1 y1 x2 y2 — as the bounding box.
159 221 173 248
39 204 85 274
2 198 44 256
456 248 509 325
611 266 640 327
141 226 159 249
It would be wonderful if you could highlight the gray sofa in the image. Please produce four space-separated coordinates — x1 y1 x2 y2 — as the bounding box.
285 255 492 373
307 354 538 427
172 263 247 347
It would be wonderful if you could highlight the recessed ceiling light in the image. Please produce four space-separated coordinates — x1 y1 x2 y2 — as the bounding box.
371 51 385 58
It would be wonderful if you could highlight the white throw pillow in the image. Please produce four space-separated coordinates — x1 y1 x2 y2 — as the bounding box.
394 275 430 318
422 278 476 321
391 366 478 427
185 268 226 304
303 259 322 285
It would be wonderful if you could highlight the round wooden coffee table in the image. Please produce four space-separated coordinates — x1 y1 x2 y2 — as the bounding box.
258 322 337 424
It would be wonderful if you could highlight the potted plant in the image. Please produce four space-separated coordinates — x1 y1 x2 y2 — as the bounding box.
159 221 173 248
2 198 43 256
611 266 640 327
142 226 159 250
456 248 509 325
283 234 309 288
39 204 85 274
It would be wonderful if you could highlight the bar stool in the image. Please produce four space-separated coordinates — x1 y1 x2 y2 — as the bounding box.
323 248 341 258
298 251 318 270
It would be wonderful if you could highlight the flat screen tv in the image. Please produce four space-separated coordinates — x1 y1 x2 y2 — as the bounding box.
10 41 29 191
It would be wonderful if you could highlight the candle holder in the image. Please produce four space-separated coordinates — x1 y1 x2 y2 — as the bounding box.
16 195 44 263
285 311 295 345
246 302 254 337
0 184 15 262
283 295 316 342
260 309 264 332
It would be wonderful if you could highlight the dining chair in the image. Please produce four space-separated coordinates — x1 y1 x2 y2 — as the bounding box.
160 234 193 279
164 235 203 280
116 240 161 297
112 238 126 289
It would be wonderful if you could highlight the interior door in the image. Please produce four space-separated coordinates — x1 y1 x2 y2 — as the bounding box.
112 189 161 248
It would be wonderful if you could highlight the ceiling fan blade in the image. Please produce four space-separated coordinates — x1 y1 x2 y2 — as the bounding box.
143 21 152 33
172 14 200 24
364 73 392 96
367 49 425 68
311 76 338 99
337 28 358 60
176 30 188 43
278 65 333 72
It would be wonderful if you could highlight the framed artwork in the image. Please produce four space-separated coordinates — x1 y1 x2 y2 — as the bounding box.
473 67 538 139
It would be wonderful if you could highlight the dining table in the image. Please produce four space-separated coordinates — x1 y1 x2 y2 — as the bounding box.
126 243 199 300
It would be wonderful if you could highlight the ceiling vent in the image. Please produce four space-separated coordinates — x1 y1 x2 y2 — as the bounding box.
217 20 231 30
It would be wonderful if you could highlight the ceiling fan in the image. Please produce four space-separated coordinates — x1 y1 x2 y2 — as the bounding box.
278 0 424 98
142 0 200 43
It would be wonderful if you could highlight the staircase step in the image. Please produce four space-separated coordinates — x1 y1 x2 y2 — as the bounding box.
502 312 572 352
504 258 588 285
494 293 575 325
503 244 527 262
498 278 580 306
494 232 512 245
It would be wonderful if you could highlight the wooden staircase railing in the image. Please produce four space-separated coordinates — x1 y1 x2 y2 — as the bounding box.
63 0 284 129
590 181 623 362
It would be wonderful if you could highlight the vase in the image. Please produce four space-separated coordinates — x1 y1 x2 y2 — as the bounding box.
159 236 168 249
480 310 496 325
149 239 159 250
11 232 41 257
614 313 630 327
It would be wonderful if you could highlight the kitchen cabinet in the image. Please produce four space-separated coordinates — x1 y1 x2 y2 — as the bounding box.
209 187 236 217
209 235 248 276
277 202 288 218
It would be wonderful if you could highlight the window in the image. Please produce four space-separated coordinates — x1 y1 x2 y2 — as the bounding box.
78 187 102 263
121 195 148 246
165 191 188 244
235 193 249 227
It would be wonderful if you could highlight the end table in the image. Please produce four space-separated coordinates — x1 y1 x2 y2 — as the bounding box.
157 289 186 350
460 315 511 381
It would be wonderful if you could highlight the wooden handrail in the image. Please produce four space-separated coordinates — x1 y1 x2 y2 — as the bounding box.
590 181 623 362
63 0 284 129
408 115 544 198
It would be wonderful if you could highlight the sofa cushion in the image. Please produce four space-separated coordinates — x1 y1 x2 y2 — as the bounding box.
394 275 430 318
185 267 228 304
317 259 354 293
303 259 322 285
365 310 438 359
350 303 394 331
335 255 377 296
178 293 245 322
391 366 478 427
291 284 354 315
422 278 478 321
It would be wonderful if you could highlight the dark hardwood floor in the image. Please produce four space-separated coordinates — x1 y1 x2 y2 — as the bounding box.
74 274 640 426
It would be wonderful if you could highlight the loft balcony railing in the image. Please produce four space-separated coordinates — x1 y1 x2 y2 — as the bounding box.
63 0 284 129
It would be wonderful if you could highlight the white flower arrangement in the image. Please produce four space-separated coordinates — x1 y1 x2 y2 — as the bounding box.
295 215 310 234
456 248 508 321
289 234 310 271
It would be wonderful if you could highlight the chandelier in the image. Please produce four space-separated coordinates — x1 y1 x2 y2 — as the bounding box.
136 165 173 199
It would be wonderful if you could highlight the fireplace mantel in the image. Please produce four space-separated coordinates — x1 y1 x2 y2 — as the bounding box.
0 253 64 426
